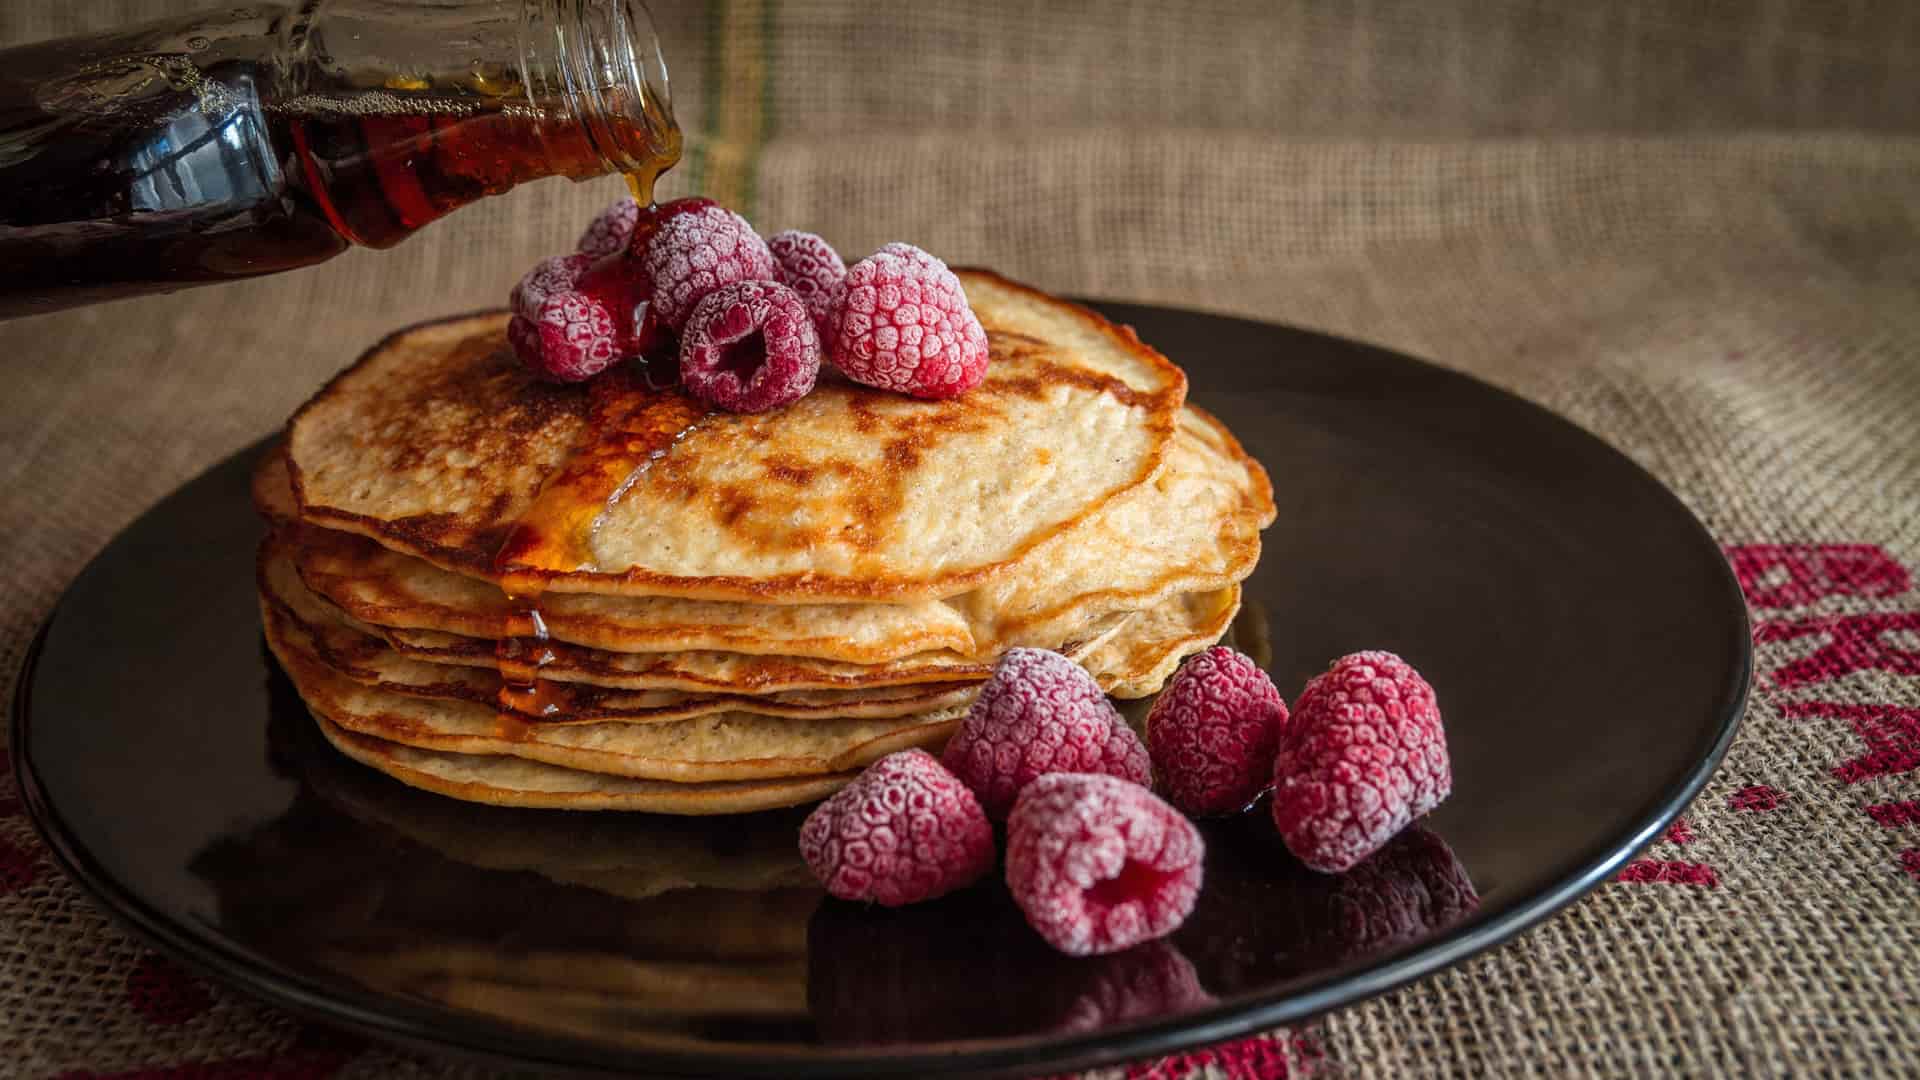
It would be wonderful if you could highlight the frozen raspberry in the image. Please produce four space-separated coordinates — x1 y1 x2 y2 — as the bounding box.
831 242 990 398
1005 773 1205 956
767 230 847 337
575 197 641 259
578 195 723 263
942 648 1151 821
1272 651 1451 873
799 749 994 907
507 252 653 381
623 196 718 259
641 203 777 332
509 252 595 318
507 253 621 383
507 304 616 383
1147 647 1290 817
560 198 725 363
677 280 822 413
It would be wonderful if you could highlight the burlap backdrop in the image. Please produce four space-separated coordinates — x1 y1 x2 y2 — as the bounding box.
4 2 1918 1076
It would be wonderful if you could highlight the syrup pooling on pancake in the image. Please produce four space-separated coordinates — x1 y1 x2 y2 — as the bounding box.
492 364 711 582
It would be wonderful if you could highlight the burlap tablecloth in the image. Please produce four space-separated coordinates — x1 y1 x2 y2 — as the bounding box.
5 2 1919 1076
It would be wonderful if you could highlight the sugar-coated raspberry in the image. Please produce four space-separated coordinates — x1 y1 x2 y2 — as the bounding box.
799 749 994 907
506 254 625 385
677 280 822 413
942 648 1151 821
623 196 718 260
556 198 725 364
831 242 990 398
575 197 640 259
507 301 617 383
1272 651 1451 873
641 204 777 332
577 196 720 276
767 230 847 337
1005 773 1205 956
507 252 652 381
509 252 595 319
1147 647 1290 817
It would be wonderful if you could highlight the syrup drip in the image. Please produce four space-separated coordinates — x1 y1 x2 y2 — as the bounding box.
488 286 710 724
493 602 564 719
624 156 678 207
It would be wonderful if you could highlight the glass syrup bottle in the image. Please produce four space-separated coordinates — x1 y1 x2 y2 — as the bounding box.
0 0 679 320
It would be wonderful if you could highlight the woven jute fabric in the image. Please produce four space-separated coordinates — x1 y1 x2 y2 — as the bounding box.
5 2 1920 1076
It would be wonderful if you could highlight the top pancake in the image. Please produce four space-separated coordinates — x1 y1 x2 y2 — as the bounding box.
288 271 1186 604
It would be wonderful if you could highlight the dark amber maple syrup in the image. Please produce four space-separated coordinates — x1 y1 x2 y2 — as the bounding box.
0 51 680 317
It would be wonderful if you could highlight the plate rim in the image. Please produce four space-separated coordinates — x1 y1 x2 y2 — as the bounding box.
9 300 1752 1078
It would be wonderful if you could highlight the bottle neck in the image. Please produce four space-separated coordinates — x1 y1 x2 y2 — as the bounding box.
520 0 680 186
280 0 679 185
273 0 681 249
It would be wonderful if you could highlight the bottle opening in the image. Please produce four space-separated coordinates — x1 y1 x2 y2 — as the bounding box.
524 0 681 185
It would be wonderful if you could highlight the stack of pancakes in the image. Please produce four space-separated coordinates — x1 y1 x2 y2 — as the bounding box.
255 271 1274 814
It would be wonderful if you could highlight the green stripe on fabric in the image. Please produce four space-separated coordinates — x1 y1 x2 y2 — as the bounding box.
685 0 727 196
746 0 777 215
695 0 771 213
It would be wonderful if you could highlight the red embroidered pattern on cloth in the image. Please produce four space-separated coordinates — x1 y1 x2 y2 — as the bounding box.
1867 800 1920 827
1755 613 1920 690
1724 545 1911 609
1783 702 1920 784
1616 861 1721 887
1121 1031 1309 1079
1618 543 1920 892
1725 542 1920 887
1728 784 1786 812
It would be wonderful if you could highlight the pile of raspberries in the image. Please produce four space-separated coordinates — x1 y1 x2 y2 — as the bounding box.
801 645 1455 957
509 197 990 410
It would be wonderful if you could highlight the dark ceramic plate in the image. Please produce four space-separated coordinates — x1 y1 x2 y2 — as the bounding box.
12 302 1749 1078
